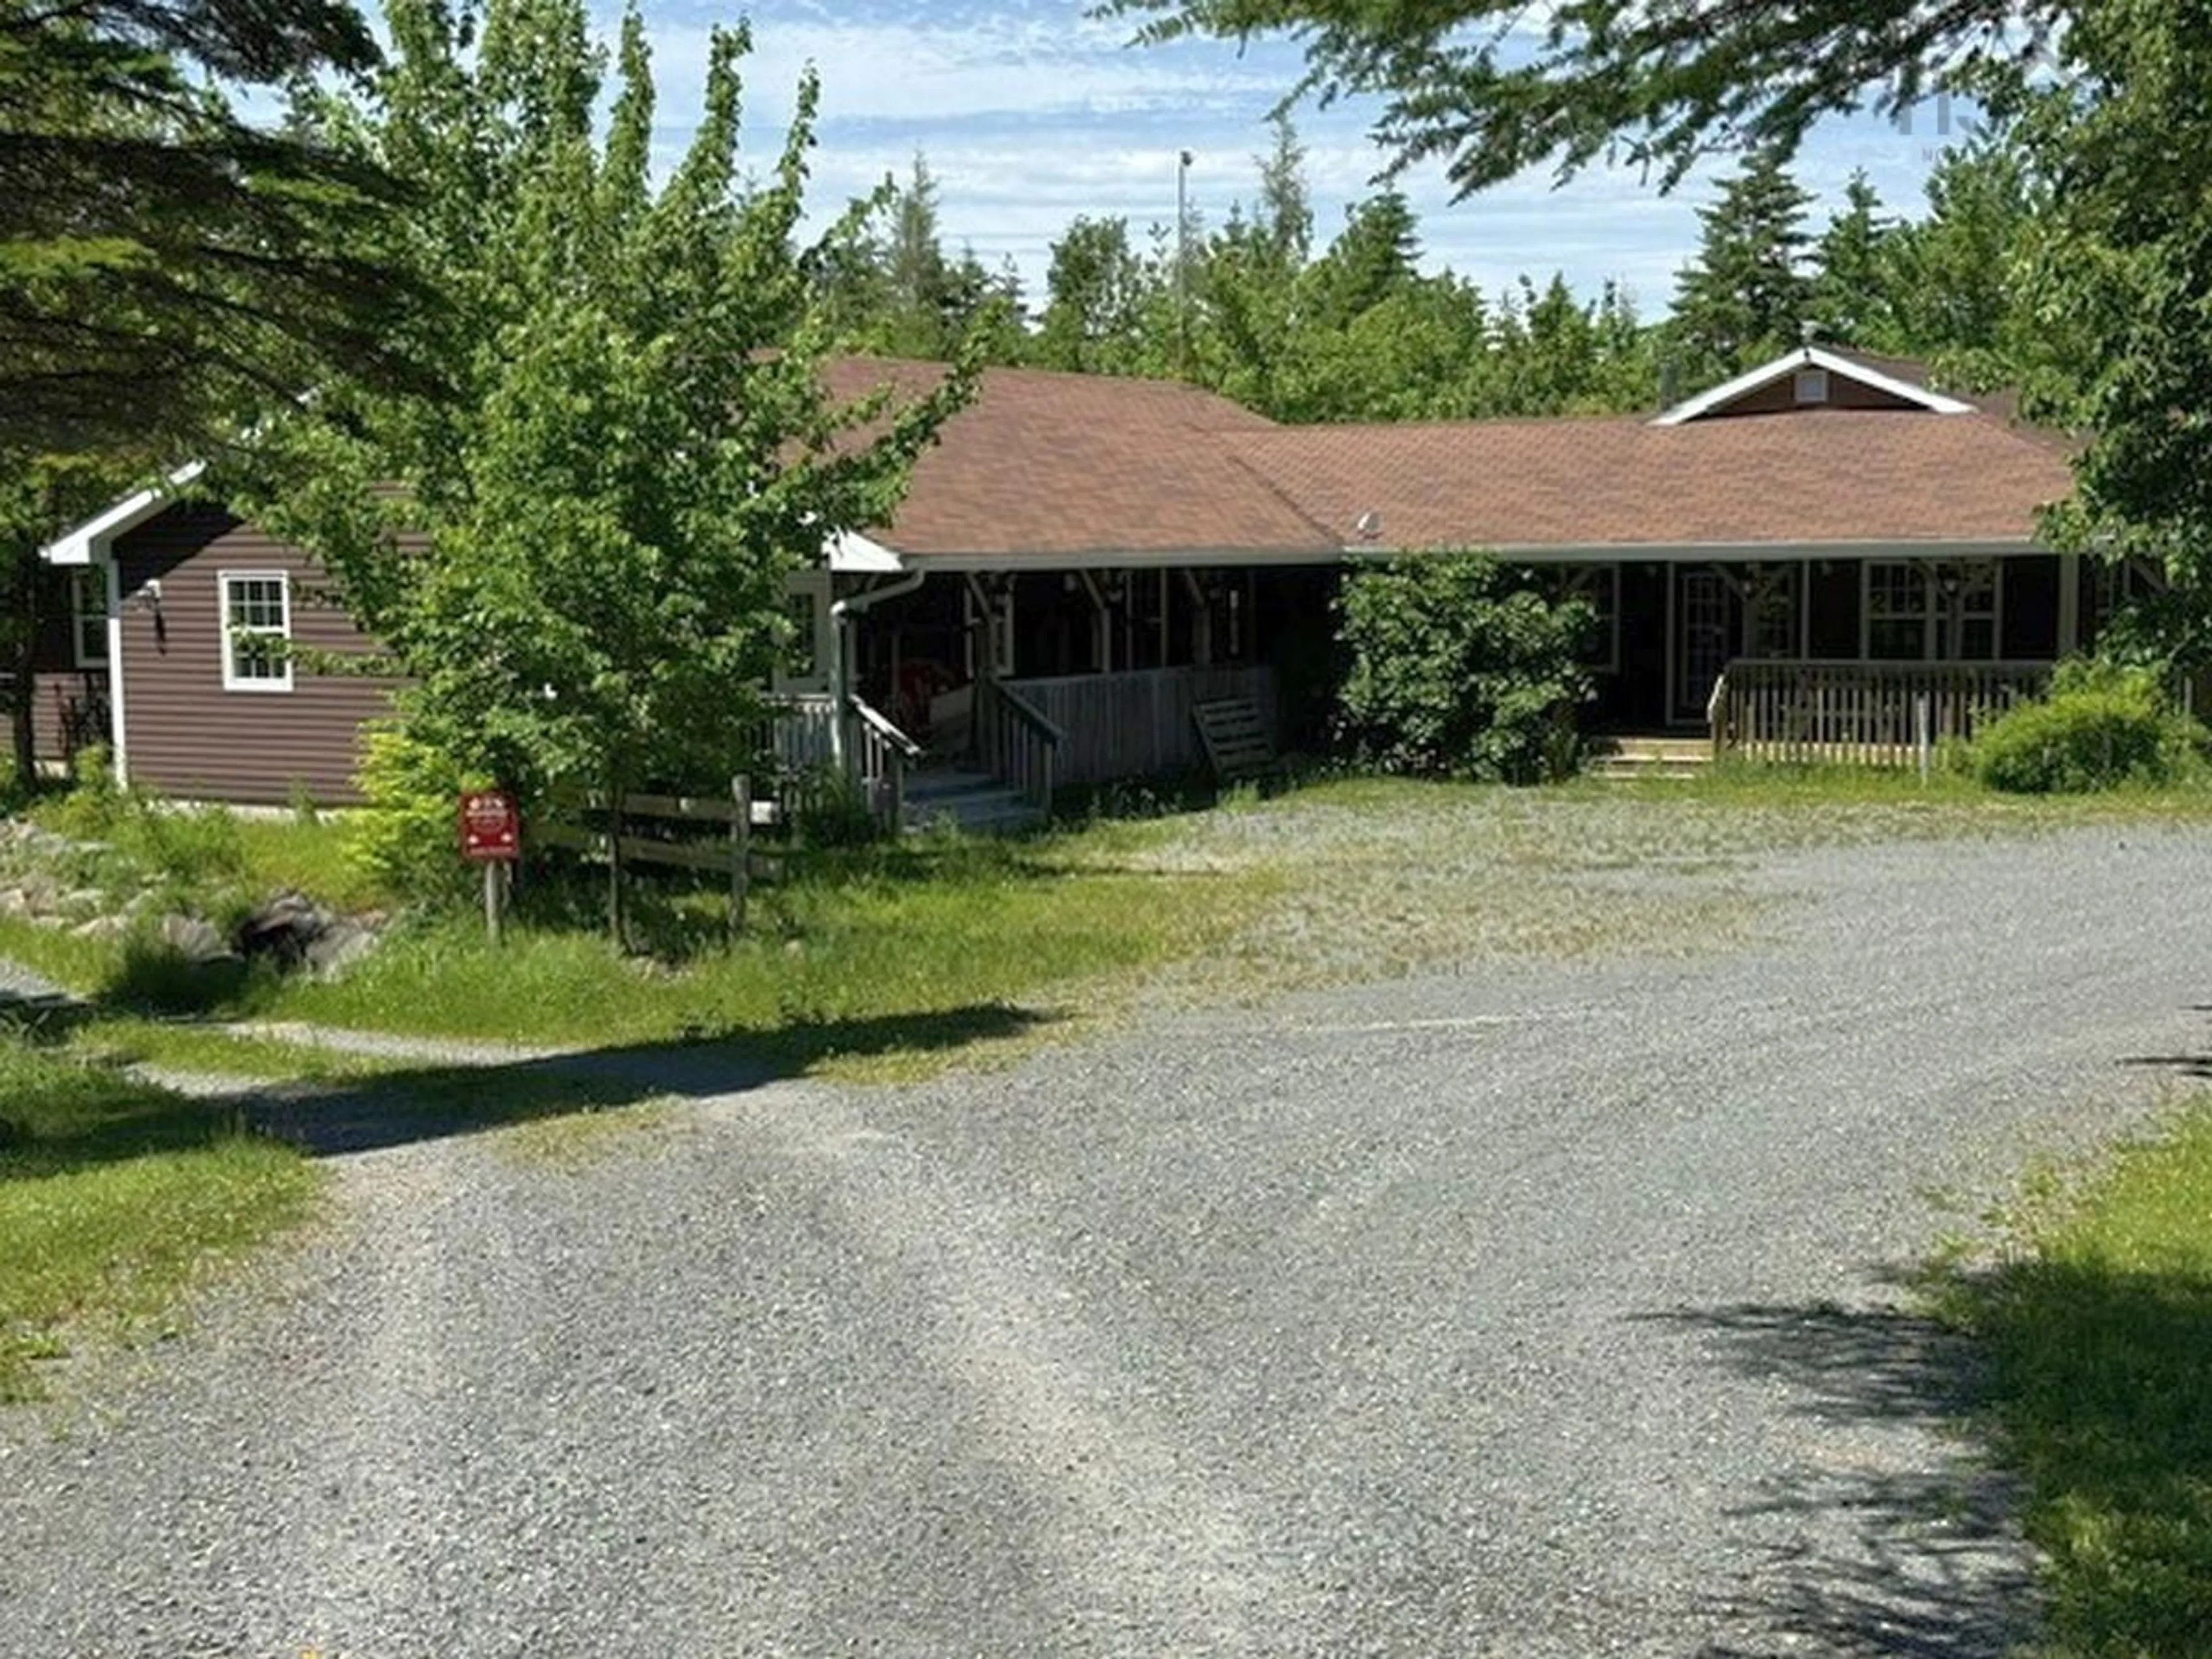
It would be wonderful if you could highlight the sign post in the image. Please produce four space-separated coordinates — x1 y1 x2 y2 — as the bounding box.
459 789 521 945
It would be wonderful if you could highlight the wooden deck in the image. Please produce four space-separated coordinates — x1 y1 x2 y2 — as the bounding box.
1710 660 2052 767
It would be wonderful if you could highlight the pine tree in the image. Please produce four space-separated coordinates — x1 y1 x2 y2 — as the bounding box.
1669 147 1814 381
1810 171 1896 350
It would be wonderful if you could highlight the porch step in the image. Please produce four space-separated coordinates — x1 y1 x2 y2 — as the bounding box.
902 769 1046 836
1583 737 1713 781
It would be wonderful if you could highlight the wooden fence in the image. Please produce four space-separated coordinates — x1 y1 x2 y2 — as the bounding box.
537 779 785 937
1709 660 2054 766
1004 664 1278 786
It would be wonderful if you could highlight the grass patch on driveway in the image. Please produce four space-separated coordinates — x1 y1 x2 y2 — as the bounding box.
0 1034 319 1402
1934 1103 2212 1655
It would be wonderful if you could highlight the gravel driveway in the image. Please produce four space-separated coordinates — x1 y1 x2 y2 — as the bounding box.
5 819 2210 1656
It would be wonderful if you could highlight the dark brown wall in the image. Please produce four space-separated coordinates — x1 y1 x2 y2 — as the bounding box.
1806 560 1861 658
2002 555 2060 660
1708 377 1925 418
113 504 395 805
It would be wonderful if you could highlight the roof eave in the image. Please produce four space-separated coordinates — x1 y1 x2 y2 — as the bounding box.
39 461 207 566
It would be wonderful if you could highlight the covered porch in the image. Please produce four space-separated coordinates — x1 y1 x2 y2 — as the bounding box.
1573 547 2086 744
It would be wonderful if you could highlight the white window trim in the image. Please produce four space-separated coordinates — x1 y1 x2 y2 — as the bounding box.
219 569 294 692
1858 558 2003 662
69 567 108 668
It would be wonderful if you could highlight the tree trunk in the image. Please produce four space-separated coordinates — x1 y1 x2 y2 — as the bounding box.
5 542 39 789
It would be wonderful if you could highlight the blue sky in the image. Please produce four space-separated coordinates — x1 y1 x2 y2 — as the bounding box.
635 0 1970 317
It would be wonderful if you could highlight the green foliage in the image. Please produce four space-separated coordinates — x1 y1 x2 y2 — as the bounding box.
0 0 427 455
1935 1101 2212 1654
0 1031 317 1399
1669 146 1813 381
1103 0 2029 195
1335 554 1593 783
1971 662 2205 794
236 0 979 818
347 723 485 905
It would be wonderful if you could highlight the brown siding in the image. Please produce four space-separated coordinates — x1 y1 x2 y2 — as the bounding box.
1707 376 1927 418
112 505 396 805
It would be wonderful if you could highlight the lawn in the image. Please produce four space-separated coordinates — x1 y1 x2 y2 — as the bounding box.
0 1033 320 1402
1935 1103 2212 1655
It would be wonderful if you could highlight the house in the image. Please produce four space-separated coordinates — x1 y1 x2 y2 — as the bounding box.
35 346 2089 807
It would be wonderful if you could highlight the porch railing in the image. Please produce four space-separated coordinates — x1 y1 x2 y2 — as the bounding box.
849 695 923 831
1005 664 1277 786
1710 659 2053 766
974 677 1062 812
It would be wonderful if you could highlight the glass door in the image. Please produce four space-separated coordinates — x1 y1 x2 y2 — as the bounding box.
1674 567 1734 723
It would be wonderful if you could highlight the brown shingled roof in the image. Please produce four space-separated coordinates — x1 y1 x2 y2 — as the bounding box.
827 358 2077 563
825 359 1334 559
1229 407 2078 551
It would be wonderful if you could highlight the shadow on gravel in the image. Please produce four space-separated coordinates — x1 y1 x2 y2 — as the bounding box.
241 1002 1052 1156
1641 1297 2036 1659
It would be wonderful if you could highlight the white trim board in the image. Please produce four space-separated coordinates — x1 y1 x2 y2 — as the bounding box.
1652 346 1975 427
39 461 206 566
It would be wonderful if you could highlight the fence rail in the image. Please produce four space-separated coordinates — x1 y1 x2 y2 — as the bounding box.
538 779 784 937
974 678 1061 810
1710 660 2053 767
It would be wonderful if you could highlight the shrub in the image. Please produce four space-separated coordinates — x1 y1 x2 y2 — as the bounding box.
1335 552 1593 784
1971 661 2206 793
347 724 489 906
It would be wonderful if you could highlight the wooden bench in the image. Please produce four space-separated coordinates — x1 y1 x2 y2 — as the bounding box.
1191 696 1282 787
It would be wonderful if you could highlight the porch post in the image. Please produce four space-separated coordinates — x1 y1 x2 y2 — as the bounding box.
1182 569 1213 666
2057 551 2081 657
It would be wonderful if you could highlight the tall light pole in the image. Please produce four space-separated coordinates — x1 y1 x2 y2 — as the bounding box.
1176 149 1194 376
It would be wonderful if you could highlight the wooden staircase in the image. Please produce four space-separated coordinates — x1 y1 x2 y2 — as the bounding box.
1582 736 1713 781
902 767 1047 836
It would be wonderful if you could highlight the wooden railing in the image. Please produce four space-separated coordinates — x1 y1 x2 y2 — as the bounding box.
1005 664 1277 786
753 692 839 774
974 677 1062 811
847 695 922 831
1710 659 2054 766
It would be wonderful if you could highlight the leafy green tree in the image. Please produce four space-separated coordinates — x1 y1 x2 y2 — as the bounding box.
1669 146 1813 381
239 0 978 816
0 0 427 453
1878 134 2041 382
1336 552 1593 783
1303 191 1422 329
2020 2 2212 612
1035 215 1158 373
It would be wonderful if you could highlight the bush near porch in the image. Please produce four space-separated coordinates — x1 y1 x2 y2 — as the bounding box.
1970 662 2209 794
1334 552 1594 783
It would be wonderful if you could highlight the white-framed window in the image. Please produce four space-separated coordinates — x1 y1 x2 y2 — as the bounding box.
69 567 108 668
219 570 293 691
1863 559 1999 661
773 569 832 694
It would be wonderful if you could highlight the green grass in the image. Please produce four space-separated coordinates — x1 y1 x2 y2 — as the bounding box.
1935 1103 2212 1654
1566 756 2212 819
0 1033 320 1401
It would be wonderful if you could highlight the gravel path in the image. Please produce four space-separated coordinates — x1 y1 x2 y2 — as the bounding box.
5 819 2212 1655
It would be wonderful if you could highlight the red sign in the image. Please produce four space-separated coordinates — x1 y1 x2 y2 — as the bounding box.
459 790 521 862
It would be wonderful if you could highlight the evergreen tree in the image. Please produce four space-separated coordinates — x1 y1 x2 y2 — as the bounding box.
1810 171 1896 349
0 0 429 453
1669 147 1814 381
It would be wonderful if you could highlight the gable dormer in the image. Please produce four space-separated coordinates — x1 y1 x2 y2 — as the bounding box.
1652 346 1976 426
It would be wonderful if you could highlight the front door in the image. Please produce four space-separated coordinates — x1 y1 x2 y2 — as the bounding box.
1674 568 1733 724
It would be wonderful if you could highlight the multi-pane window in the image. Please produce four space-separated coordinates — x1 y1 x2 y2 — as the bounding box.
69 568 107 667
1865 560 1999 661
221 571 292 691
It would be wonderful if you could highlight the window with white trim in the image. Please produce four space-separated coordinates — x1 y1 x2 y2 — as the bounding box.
69 568 108 668
220 571 293 691
1864 559 1998 661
